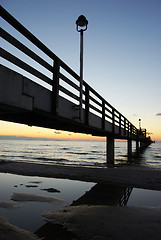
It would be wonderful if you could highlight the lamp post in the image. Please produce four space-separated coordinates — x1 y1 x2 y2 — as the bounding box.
76 15 88 121
139 119 141 131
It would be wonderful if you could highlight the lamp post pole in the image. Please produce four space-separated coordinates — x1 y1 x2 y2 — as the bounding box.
79 29 83 121
76 15 88 121
139 119 141 131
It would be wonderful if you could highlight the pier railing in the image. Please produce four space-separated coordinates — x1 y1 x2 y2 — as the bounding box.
0 6 145 139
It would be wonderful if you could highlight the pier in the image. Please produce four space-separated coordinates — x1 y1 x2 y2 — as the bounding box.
0 6 152 165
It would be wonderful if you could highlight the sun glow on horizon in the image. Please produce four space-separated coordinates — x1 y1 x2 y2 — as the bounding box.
0 121 105 141
0 120 160 142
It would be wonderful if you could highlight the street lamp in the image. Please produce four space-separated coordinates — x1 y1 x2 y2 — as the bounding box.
76 15 88 121
139 119 141 130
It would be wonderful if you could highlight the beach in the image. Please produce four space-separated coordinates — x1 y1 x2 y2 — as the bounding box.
0 141 161 239
1 161 161 239
1 161 161 190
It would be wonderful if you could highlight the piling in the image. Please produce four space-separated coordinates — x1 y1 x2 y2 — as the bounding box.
107 136 114 165
127 140 132 156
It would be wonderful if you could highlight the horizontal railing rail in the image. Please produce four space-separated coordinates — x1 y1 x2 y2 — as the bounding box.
0 6 146 139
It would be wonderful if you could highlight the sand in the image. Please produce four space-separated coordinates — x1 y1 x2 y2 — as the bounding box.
43 205 161 240
0 217 40 240
0 201 19 209
11 192 64 204
1 161 161 190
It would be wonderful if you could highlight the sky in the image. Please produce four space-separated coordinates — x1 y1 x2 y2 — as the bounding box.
1 0 161 141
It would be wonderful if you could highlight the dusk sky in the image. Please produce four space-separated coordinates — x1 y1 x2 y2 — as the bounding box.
1 0 161 141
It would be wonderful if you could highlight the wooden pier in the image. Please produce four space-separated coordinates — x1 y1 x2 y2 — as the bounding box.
0 6 152 164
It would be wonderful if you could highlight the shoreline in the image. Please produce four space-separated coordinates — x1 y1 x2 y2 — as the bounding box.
1 161 161 190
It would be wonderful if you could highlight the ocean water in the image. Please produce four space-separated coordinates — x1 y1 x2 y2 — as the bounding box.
0 139 161 168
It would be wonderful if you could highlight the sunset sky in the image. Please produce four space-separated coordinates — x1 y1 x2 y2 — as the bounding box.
1 0 161 141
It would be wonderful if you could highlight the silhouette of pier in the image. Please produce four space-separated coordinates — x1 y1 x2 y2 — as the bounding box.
0 6 152 164
72 183 133 207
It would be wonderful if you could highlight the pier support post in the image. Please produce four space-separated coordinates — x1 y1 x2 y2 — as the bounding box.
107 136 114 165
128 140 132 156
136 140 139 149
136 140 139 152
140 141 144 150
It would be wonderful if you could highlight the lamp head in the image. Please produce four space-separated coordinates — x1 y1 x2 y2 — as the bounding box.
76 15 88 32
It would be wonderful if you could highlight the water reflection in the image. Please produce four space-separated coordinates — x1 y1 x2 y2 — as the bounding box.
71 183 133 207
116 153 146 167
0 173 94 232
35 183 133 239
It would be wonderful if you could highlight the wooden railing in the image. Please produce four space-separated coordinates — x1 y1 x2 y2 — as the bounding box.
0 6 145 139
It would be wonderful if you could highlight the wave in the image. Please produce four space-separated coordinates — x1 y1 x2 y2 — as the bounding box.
1 150 11 153
34 157 68 162
39 144 50 146
60 147 70 150
67 152 90 155
91 150 103 154
0 154 25 158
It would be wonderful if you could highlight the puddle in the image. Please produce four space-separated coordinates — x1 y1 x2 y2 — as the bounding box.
0 172 161 233
127 188 161 207
0 173 94 232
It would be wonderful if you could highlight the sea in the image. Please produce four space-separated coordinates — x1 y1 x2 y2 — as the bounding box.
0 139 161 233
0 139 161 168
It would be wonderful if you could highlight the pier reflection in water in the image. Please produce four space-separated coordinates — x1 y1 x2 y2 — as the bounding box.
35 184 133 239
71 183 133 207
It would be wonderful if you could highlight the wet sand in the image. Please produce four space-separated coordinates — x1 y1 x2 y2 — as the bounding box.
1 161 161 190
42 205 161 240
0 217 39 240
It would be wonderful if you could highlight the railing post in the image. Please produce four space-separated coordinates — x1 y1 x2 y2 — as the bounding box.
102 100 105 130
133 126 134 137
52 58 60 115
144 129 146 138
127 123 130 137
137 128 139 139
130 125 132 138
112 109 115 134
134 126 136 137
85 83 89 125
119 114 121 135
124 118 126 135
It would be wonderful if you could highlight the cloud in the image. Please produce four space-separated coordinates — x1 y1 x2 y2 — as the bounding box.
156 113 161 116
146 132 153 135
54 131 61 134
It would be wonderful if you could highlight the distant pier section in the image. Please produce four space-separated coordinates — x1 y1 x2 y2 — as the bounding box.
0 6 152 164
